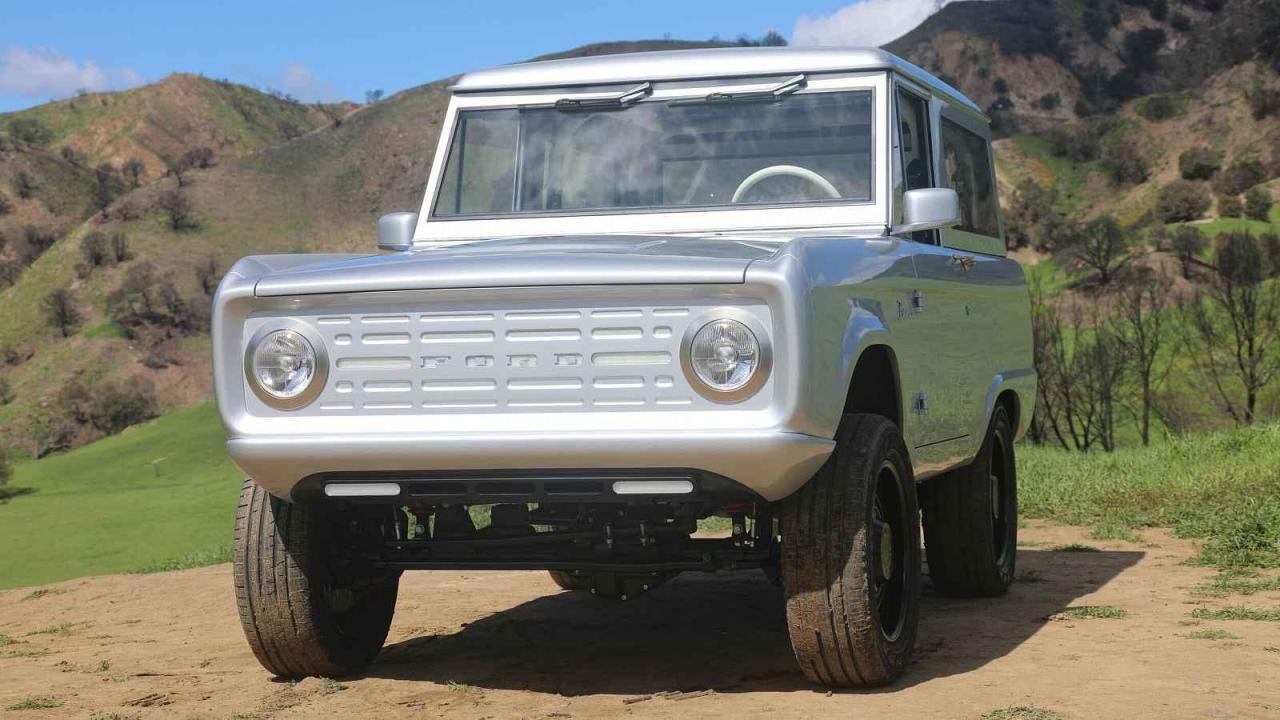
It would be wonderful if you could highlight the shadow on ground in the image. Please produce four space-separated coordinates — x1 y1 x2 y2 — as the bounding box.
368 547 1143 695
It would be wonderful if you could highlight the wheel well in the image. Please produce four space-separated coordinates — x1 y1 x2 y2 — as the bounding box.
842 345 901 429
996 389 1019 430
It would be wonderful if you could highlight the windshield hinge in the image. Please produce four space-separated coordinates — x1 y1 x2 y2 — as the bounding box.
554 82 651 111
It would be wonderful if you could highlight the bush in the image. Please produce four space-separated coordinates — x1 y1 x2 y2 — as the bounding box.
0 190 11 215
13 170 36 199
1250 85 1280 120
0 375 12 406
1157 180 1211 222
157 189 197 231
110 232 131 262
1046 123 1101 162
20 225 57 265
1123 28 1166 71
42 289 81 338
0 261 20 287
1179 147 1220 180
1171 225 1207 278
1220 194 1244 218
1136 94 1181 122
7 118 52 146
1215 159 1268 197
57 377 158 437
1170 12 1191 32
1101 126 1151 184
1246 187 1274 222
80 232 113 268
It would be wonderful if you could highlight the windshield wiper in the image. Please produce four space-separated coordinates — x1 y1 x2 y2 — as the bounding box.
554 82 651 111
672 74 807 106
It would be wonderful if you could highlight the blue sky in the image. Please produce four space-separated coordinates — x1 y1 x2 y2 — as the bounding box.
0 0 958 112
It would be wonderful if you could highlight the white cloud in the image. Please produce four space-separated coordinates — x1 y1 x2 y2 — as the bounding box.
277 62 340 102
793 0 966 48
0 46 142 99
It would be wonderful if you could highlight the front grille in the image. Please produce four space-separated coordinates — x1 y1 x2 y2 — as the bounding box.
244 300 772 416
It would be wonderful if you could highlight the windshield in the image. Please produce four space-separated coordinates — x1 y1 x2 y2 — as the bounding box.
432 90 873 218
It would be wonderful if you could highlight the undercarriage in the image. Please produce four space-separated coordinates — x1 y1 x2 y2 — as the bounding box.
304 470 779 586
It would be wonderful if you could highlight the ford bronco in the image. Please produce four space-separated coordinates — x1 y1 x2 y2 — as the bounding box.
214 47 1035 687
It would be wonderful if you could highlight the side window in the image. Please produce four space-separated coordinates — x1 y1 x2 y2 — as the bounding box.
940 119 1000 238
434 110 519 216
894 88 933 243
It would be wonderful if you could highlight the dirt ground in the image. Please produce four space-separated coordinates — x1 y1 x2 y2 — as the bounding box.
2 521 1278 720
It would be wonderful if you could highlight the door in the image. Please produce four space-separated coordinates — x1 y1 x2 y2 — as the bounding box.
892 85 981 472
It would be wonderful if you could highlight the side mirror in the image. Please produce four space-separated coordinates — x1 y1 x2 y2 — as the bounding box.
377 212 419 252
896 188 960 235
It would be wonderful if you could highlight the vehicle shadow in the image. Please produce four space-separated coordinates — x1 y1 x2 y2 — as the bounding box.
368 547 1143 695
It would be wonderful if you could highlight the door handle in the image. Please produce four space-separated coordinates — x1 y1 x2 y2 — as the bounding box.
951 254 975 271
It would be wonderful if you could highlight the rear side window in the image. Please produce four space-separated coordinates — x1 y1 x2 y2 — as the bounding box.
940 119 1000 238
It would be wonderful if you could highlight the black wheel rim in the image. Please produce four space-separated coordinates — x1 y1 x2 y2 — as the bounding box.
871 461 908 642
990 430 1014 568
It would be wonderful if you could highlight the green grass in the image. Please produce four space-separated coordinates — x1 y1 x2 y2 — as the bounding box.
1053 605 1128 620
0 402 241 589
982 706 1066 720
1184 628 1240 640
1020 424 1280 569
5 697 63 711
1193 570 1280 598
1190 606 1280 622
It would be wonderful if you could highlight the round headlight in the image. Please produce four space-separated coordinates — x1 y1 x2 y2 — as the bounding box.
251 329 317 401
689 318 761 392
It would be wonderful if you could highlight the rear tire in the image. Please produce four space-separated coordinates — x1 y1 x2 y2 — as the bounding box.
919 404 1018 598
780 413 921 688
233 480 399 678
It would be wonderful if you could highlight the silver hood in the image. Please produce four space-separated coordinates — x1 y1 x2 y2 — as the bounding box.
252 236 782 297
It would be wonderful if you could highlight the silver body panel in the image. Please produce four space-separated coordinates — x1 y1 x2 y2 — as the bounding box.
211 48 1036 502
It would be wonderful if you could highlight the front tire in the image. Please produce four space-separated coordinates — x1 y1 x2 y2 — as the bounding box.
233 480 399 678
919 404 1018 597
780 413 921 688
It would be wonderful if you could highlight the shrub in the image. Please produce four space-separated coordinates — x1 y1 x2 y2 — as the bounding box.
110 232 131 262
1179 147 1220 180
88 380 157 435
1215 159 1267 197
42 289 81 338
80 232 113 268
20 225 57 265
122 158 145 188
1220 194 1244 218
1170 12 1191 32
181 146 215 170
13 170 36 199
1101 127 1151 184
0 444 9 489
157 189 197 231
1250 85 1280 120
0 261 19 287
1136 94 1181 122
1157 180 1211 222
7 118 52 146
1123 28 1166 71
1246 187 1274 222
0 376 12 406
0 190 11 215
1046 123 1101 162
1035 92 1061 111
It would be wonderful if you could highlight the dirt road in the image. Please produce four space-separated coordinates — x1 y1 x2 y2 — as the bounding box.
2 521 1278 719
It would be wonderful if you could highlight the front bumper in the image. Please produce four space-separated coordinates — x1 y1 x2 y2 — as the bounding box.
228 428 833 502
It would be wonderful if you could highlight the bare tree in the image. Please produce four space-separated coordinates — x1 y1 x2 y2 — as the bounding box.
43 289 82 338
1184 231 1280 425
1170 225 1206 280
1110 267 1177 445
1057 214 1136 286
122 158 146 189
157 189 196 231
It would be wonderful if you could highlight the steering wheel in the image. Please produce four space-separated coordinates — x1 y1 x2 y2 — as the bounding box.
731 165 842 203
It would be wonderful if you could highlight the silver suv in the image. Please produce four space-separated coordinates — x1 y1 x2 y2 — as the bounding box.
214 47 1035 687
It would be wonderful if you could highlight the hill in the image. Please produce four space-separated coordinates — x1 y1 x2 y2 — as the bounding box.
0 74 350 177
0 21 1277 454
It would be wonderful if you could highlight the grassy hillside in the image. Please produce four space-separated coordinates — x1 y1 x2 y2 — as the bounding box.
0 74 349 177
0 403 240 589
1 403 1276 589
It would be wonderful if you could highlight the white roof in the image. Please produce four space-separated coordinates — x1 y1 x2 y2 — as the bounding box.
452 46 982 115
